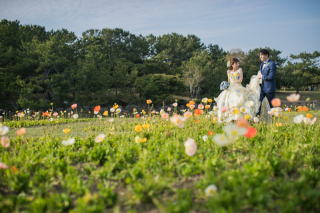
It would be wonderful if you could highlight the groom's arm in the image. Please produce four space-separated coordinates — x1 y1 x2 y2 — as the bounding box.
262 62 276 81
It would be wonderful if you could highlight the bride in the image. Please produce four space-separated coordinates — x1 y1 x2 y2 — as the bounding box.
214 58 271 123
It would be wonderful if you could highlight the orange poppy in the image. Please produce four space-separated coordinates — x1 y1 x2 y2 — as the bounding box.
271 98 281 107
94 105 101 112
11 166 18 174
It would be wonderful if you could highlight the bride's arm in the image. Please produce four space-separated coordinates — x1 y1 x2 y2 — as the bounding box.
235 68 243 84
227 70 230 83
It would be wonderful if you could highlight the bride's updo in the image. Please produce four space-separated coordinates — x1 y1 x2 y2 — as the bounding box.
228 58 240 70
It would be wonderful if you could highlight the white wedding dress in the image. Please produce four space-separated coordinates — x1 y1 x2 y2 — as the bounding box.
214 69 271 123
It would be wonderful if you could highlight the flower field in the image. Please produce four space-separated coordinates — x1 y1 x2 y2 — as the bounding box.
1 100 320 212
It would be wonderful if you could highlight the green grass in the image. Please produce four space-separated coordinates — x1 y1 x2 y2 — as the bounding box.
1 112 320 212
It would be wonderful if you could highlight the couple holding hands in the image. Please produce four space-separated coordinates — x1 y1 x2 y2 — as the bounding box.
215 49 276 122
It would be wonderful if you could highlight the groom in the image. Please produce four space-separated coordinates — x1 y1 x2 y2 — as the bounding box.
257 49 276 115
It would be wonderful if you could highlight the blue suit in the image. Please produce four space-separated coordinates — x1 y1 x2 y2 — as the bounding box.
258 59 276 115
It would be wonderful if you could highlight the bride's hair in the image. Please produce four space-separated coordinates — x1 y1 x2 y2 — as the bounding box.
228 58 240 70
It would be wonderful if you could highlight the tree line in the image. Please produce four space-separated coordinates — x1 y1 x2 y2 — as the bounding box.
1 19 319 109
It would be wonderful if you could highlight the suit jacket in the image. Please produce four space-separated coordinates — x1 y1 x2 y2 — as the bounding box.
260 59 276 93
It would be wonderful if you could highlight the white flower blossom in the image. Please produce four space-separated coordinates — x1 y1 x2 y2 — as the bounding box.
62 138 75 146
205 185 217 197
293 114 304 124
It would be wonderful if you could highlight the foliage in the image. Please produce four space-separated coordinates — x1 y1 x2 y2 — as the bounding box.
1 19 318 108
281 51 320 93
134 74 183 103
1 110 320 212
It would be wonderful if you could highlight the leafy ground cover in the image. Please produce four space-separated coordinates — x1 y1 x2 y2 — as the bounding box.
1 111 320 213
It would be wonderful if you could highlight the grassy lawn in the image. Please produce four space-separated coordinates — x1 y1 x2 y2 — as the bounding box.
1 111 320 212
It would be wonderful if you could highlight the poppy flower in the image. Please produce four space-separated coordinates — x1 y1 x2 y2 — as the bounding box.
286 93 300 102
245 127 257 138
306 113 313 118
1 137 10 148
161 113 169 120
94 105 101 112
221 106 229 112
194 108 201 116
271 98 281 107
184 138 197 156
11 166 18 174
237 118 249 129
16 128 26 136
134 125 142 132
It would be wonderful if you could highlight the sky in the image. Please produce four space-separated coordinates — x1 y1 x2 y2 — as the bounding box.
1 0 320 59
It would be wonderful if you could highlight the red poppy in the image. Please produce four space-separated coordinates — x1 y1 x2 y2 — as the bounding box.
245 127 257 138
136 114 140 118
208 130 213 136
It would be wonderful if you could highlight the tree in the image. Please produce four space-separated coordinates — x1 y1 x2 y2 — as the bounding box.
134 74 183 103
153 33 205 74
181 51 207 99
226 49 246 62
0 19 48 107
282 51 320 93
16 29 76 108
181 47 227 99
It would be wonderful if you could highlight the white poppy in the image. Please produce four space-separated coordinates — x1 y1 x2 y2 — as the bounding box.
205 185 217 197
293 114 304 124
62 138 75 146
213 134 231 146
223 124 247 138
184 138 197 156
0 126 9 135
202 135 208 142
95 134 105 143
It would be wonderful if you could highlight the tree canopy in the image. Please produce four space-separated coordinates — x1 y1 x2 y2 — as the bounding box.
0 19 318 109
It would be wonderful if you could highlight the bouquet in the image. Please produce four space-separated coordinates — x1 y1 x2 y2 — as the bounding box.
220 81 230 91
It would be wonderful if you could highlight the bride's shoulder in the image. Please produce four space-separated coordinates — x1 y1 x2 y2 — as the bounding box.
227 69 231 74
